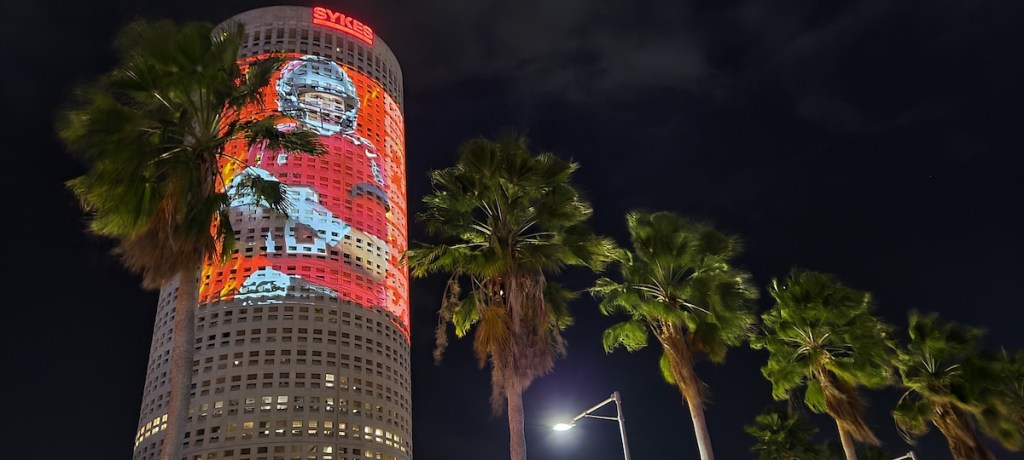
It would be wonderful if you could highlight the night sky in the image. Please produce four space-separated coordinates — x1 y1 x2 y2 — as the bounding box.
8 0 1024 459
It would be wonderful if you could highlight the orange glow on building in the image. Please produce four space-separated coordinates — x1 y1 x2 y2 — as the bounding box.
201 53 408 338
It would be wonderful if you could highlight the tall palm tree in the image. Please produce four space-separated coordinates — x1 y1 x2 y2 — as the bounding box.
405 134 616 460
745 404 827 460
590 211 759 460
752 270 895 460
892 312 1000 460
58 19 323 460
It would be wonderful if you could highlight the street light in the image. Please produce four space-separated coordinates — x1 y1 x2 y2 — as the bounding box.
552 391 632 460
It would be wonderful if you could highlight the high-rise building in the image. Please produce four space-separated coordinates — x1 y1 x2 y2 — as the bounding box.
131 6 410 460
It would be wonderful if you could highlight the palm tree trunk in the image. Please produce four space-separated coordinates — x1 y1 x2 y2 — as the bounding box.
934 406 994 460
680 379 715 460
661 329 715 460
507 377 527 460
818 370 876 458
836 420 858 460
158 269 199 460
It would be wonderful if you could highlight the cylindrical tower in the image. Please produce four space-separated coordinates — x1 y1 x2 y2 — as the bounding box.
132 6 410 460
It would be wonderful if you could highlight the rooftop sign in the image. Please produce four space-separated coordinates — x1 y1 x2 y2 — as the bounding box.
312 7 374 45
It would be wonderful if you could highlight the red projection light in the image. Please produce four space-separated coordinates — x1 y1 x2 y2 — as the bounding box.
204 53 409 339
312 7 374 45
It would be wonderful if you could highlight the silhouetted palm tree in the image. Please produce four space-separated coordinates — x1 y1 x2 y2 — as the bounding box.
746 404 827 460
405 134 616 460
975 348 1024 454
58 19 322 460
591 211 758 460
893 312 998 459
753 270 895 460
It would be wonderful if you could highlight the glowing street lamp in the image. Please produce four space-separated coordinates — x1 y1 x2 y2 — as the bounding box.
552 391 632 460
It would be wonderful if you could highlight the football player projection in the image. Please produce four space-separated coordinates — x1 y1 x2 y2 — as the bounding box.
200 55 401 332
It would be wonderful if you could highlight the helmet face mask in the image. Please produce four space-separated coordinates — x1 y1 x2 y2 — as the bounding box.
277 56 360 135
297 92 352 133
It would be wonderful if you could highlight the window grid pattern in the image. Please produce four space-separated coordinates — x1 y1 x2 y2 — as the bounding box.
133 286 412 460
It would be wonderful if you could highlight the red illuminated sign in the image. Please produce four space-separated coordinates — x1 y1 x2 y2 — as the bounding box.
312 7 374 45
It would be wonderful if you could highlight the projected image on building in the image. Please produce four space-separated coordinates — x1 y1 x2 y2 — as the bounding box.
200 54 409 336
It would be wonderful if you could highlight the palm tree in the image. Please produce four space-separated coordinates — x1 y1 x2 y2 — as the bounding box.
745 404 827 460
1005 350 1024 433
590 211 759 460
404 134 616 460
979 349 1024 450
752 270 895 460
892 312 1000 460
58 19 323 460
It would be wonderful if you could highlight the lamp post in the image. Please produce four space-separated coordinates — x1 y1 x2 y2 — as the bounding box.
552 391 632 460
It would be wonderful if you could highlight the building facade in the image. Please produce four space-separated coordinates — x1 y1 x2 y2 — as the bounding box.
132 6 410 460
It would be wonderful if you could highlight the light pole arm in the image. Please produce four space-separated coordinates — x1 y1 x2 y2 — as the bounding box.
571 395 616 423
562 391 633 460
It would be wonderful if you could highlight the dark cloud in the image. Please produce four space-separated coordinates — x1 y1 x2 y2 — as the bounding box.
398 0 707 102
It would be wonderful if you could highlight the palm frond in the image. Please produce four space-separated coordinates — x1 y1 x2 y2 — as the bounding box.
597 210 757 374
602 320 649 353
59 18 329 292
759 270 895 448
